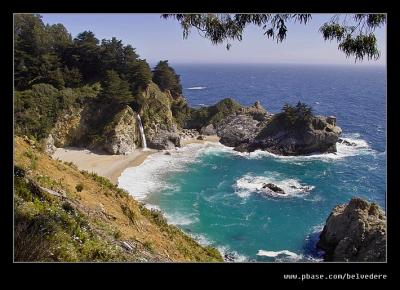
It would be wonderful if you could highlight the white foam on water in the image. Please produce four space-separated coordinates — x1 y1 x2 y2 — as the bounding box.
187 86 207 90
225 133 375 162
257 249 323 262
118 142 222 200
257 249 300 259
189 233 213 246
164 211 199 226
144 204 161 211
234 173 314 199
217 246 248 262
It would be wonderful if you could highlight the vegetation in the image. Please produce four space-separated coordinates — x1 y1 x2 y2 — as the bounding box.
185 98 243 129
256 102 314 140
152 60 182 97
14 136 223 262
162 13 386 61
14 14 182 141
14 83 100 140
75 182 84 192
281 101 314 125
100 70 133 104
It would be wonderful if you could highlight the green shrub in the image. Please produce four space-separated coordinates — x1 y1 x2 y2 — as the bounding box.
75 183 84 192
120 204 136 225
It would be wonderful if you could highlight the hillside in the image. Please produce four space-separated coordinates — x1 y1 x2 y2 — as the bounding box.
14 136 223 262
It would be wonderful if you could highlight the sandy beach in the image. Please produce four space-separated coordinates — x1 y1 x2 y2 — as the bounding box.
51 135 220 184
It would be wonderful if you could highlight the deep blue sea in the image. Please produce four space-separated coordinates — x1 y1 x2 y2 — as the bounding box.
119 64 386 262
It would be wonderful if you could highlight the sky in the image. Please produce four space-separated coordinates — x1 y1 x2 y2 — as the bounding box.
40 13 387 67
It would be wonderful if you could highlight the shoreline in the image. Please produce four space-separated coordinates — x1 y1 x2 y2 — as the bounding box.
51 135 220 184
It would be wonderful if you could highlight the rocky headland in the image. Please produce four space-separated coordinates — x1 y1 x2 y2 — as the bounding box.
44 81 344 159
317 197 386 262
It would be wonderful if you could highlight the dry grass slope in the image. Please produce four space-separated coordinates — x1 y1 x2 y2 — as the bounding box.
14 136 223 262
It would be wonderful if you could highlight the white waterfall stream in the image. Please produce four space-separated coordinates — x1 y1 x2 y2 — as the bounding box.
137 114 147 149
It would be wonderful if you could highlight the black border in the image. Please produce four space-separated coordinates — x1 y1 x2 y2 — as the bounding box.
2 0 398 284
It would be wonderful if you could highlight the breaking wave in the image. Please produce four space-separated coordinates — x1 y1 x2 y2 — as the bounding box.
118 142 222 200
223 133 375 162
234 173 314 199
187 86 207 90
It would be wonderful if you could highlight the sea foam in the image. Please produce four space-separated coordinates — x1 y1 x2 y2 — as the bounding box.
117 142 221 200
187 86 207 90
224 133 374 162
234 173 314 199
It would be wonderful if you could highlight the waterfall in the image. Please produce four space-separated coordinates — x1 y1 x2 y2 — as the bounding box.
137 114 147 149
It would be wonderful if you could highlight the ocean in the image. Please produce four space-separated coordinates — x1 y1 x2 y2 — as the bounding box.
118 64 386 262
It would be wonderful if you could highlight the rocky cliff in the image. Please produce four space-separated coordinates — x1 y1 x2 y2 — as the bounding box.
45 82 187 154
317 197 386 262
241 115 341 155
46 85 342 156
46 102 143 155
101 106 141 154
216 103 341 155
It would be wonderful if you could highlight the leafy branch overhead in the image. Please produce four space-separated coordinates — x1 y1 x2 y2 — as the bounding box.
162 13 386 61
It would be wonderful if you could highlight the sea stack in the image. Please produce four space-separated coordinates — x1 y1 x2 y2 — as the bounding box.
317 197 386 262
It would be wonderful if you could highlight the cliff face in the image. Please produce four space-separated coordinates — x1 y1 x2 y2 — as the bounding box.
101 106 141 154
217 107 342 155
136 83 182 150
252 115 342 155
47 103 142 155
317 197 386 262
216 101 270 147
49 106 86 148
14 136 223 262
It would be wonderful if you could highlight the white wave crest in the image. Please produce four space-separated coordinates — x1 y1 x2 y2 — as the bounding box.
187 86 207 90
257 249 300 259
218 246 248 262
225 133 374 162
144 204 161 211
189 233 213 246
234 173 314 198
164 211 199 226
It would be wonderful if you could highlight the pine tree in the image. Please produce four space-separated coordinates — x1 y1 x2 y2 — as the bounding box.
152 60 182 97
101 70 133 104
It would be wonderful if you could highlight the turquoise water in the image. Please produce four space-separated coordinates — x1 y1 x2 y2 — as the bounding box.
118 64 386 262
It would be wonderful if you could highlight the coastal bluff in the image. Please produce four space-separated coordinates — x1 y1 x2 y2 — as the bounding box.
44 89 343 157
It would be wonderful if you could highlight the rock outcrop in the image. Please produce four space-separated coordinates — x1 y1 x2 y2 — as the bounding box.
317 197 386 262
47 102 143 155
101 106 141 154
185 98 243 129
138 83 176 135
216 114 263 147
50 106 87 147
262 183 286 194
200 124 217 135
43 134 57 155
215 101 270 147
147 129 181 150
227 114 342 155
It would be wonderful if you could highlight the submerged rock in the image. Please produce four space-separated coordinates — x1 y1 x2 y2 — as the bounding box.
317 197 386 262
338 138 357 146
262 183 286 194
